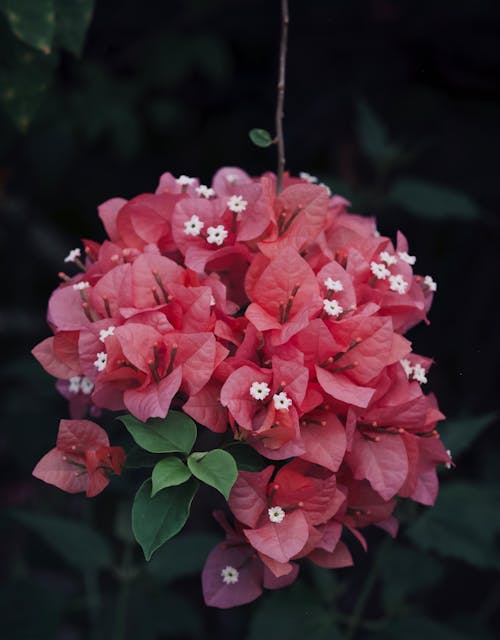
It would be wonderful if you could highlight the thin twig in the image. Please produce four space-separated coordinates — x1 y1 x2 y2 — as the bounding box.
275 0 289 193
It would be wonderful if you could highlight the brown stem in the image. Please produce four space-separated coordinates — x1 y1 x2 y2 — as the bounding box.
275 0 289 193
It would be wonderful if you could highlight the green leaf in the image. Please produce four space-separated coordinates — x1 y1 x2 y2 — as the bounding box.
151 456 192 496
187 449 237 500
10 510 112 570
375 616 472 640
225 442 267 471
249 128 273 148
2 0 55 53
438 413 497 460
356 100 392 161
132 477 198 560
147 532 220 584
54 0 95 57
389 178 480 220
407 482 500 569
119 411 197 454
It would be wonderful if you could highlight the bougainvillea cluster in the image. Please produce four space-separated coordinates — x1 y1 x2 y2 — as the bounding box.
32 167 450 608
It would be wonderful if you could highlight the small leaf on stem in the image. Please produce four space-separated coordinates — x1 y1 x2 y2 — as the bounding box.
152 457 192 496
119 411 197 454
249 128 273 148
187 449 237 500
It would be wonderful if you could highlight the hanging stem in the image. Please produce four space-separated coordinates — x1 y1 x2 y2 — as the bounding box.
275 0 289 193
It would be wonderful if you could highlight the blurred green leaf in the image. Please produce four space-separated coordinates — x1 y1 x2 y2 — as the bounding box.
249 128 273 148
124 446 159 469
152 456 192 496
119 411 197 454
356 100 396 162
187 449 237 500
2 0 55 53
389 178 480 220
439 413 497 460
374 615 472 640
54 0 94 56
248 583 338 640
407 482 500 569
10 510 112 571
225 442 267 471
379 546 443 609
132 477 198 561
147 531 220 584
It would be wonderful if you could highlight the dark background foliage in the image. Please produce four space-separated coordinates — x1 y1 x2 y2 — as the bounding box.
1 1 499 638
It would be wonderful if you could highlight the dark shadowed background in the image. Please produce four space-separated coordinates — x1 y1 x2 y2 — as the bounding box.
1 1 499 638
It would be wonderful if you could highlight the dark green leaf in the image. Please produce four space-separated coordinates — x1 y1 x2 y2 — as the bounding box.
151 456 192 496
249 583 336 640
10 510 112 570
124 446 159 469
375 616 472 640
389 178 480 220
119 411 197 454
407 482 500 569
2 0 55 53
357 100 392 161
147 532 220 583
55 0 95 57
187 449 237 500
249 128 273 148
439 413 497 460
132 477 198 560
225 442 267 471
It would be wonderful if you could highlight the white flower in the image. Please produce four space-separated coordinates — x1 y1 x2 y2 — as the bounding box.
445 449 453 469
323 298 343 317
268 506 285 523
73 281 90 291
176 174 195 186
370 262 390 280
226 174 238 184
424 275 437 292
227 195 248 213
412 363 428 384
379 251 398 266
389 274 409 294
206 225 228 246
64 248 81 263
183 214 204 236
324 277 344 292
195 185 215 198
398 251 416 265
273 391 292 411
249 381 271 401
93 352 107 372
69 376 82 394
299 171 318 183
80 377 94 395
99 325 116 343
319 182 332 196
400 358 413 378
221 565 239 585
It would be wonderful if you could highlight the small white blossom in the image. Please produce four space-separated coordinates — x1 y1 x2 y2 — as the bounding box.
379 251 398 266
319 182 332 196
249 381 271 401
73 281 90 291
195 184 215 198
227 195 248 213
398 251 416 265
69 376 82 394
99 325 116 343
226 174 238 184
389 274 409 294
400 359 413 378
323 298 343 317
64 248 81 263
299 171 318 183
424 275 437 292
412 363 428 384
324 277 344 292
176 174 195 186
273 391 292 411
209 295 216 306
370 262 391 280
80 377 94 395
268 506 286 524
445 449 453 469
374 229 381 238
221 565 239 585
183 214 204 236
93 352 107 372
206 225 228 246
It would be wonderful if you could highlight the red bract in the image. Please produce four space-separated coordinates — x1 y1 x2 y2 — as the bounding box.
33 420 125 497
32 167 449 608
